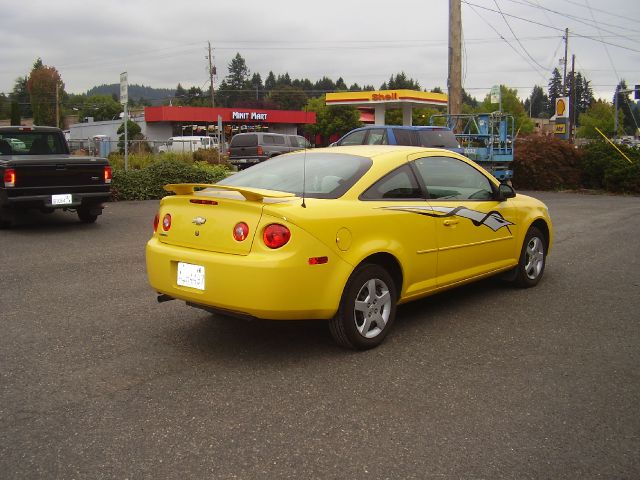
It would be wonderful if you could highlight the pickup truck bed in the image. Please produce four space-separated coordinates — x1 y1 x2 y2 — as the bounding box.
0 126 112 227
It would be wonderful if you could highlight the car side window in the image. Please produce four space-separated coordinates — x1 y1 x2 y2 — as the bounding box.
366 129 388 145
263 135 275 145
339 130 367 146
392 129 416 146
273 135 285 145
413 156 494 200
361 165 423 200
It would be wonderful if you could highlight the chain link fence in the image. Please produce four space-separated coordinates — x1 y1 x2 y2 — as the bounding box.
68 139 169 157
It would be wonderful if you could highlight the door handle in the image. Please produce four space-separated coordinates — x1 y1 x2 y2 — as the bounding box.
443 219 459 227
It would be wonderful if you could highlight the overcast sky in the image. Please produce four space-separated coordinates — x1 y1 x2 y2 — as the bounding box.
1 0 638 103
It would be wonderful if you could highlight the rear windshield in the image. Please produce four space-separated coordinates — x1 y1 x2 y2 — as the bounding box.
230 134 257 147
417 130 459 148
218 152 372 199
263 135 285 145
0 131 68 155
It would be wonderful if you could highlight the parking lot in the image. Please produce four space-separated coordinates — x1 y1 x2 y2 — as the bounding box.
1 191 639 479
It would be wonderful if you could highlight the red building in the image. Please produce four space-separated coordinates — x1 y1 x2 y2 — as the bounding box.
144 106 316 141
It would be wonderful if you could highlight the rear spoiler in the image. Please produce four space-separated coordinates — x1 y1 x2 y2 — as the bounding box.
164 183 295 202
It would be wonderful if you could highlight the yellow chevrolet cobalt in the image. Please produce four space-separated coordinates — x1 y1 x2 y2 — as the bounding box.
146 146 552 350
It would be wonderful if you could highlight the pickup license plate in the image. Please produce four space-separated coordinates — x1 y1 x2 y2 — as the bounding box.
177 262 205 290
51 194 73 205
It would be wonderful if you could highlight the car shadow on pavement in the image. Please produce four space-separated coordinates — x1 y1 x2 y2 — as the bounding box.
166 311 343 362
0 209 96 231
162 277 514 361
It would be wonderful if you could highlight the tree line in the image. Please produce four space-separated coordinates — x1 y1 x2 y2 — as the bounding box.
1 54 638 139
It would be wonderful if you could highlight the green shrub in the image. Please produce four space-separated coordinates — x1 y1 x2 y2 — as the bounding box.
110 158 229 201
108 151 213 170
580 141 640 194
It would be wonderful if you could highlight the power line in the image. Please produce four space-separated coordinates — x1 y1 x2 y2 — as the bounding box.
467 2 550 81
462 1 640 53
493 0 551 71
513 0 640 42
558 0 640 25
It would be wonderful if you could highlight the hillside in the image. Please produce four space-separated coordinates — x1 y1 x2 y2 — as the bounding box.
85 84 174 104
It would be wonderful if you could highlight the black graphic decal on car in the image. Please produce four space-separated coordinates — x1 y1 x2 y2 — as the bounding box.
381 205 514 232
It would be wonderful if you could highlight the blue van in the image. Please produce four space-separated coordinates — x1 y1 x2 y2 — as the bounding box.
333 125 463 154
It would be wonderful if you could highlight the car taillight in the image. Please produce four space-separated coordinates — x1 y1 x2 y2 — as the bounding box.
162 213 171 231
257 146 264 156
4 168 16 187
104 166 112 184
263 224 291 249
153 213 160 232
233 222 249 241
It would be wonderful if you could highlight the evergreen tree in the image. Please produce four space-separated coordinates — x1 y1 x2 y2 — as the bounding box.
335 77 348 91
462 88 478 109
613 80 638 134
577 73 594 113
11 76 32 118
547 68 563 116
314 77 336 94
383 72 420 90
527 85 548 118
264 71 276 91
174 83 187 104
250 73 263 101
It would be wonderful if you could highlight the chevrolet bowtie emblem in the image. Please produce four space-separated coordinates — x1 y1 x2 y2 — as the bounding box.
192 217 207 226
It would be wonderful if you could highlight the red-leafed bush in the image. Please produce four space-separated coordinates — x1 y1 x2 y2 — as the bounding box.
512 135 583 190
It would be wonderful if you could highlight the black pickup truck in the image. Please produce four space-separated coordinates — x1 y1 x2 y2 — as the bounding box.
0 126 112 227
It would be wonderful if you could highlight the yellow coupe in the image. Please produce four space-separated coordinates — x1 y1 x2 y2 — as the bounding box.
146 146 552 349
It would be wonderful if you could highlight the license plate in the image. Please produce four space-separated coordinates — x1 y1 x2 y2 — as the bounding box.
177 262 205 290
51 194 73 205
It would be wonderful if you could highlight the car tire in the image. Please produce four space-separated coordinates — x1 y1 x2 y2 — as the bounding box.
77 209 98 224
329 264 397 350
513 226 546 288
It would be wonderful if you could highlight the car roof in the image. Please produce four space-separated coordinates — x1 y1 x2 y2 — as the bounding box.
0 126 62 133
351 125 450 132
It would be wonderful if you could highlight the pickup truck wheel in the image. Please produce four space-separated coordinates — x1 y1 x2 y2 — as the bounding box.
0 209 14 228
329 264 397 350
77 209 98 224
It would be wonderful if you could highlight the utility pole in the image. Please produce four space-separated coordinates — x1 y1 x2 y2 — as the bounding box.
569 54 576 142
562 28 569 96
448 0 462 115
208 41 216 108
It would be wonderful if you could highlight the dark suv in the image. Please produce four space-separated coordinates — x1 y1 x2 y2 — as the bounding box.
228 133 312 168
333 125 462 153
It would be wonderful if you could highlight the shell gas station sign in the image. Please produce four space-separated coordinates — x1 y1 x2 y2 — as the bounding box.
554 96 570 139
325 89 448 126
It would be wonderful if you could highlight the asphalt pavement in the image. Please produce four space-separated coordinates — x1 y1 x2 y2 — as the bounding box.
1 191 639 479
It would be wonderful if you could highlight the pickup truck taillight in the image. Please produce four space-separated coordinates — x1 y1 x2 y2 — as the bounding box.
104 166 112 184
4 168 16 187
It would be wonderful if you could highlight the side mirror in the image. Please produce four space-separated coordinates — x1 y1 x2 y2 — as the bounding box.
498 183 516 200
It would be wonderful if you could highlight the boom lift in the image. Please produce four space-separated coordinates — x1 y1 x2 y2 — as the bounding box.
430 112 515 181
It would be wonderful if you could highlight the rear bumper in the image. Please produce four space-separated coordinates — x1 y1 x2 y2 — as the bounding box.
146 236 353 320
228 156 267 167
0 190 110 210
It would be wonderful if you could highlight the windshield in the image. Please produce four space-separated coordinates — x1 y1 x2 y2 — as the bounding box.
0 131 68 155
218 152 372 199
